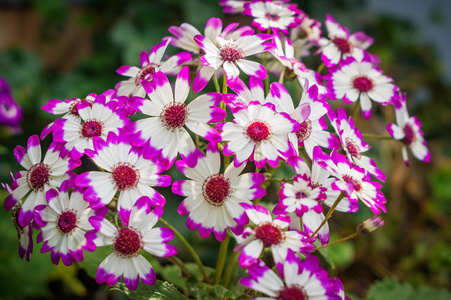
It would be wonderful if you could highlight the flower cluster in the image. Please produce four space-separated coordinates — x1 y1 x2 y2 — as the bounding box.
2 0 430 298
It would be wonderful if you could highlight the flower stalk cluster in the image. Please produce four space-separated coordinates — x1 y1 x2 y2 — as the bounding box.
2 0 431 299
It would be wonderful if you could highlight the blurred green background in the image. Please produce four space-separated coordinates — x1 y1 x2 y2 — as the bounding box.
0 0 450 299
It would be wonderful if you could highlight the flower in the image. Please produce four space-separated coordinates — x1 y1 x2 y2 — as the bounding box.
319 14 374 67
243 0 300 34
235 204 314 270
387 90 431 165
6 135 80 227
52 92 130 159
90 196 176 290
219 96 298 168
172 143 266 241
75 131 170 218
0 77 22 133
115 39 192 97
33 181 107 266
330 108 386 181
193 33 273 91
239 250 342 300
325 55 396 119
313 147 386 214
128 66 225 168
2 174 33 261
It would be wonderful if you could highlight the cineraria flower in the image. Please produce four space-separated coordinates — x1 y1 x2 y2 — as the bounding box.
218 99 299 168
325 55 396 119
239 251 342 300
116 39 192 97
166 17 253 54
273 80 340 158
75 131 170 219
0 77 22 133
319 14 374 67
268 31 329 98
128 66 225 168
313 147 386 214
90 196 176 290
193 33 273 91
33 181 107 266
387 90 431 165
282 157 358 245
6 135 80 227
243 0 300 34
219 0 248 14
289 11 323 57
235 204 314 270
172 143 266 241
330 108 386 181
52 93 130 159
2 176 33 261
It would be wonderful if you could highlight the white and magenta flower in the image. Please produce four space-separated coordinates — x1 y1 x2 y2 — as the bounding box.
52 93 130 159
33 181 107 266
0 77 22 133
314 147 386 214
6 135 80 227
387 91 431 165
325 55 396 119
273 80 340 159
220 0 249 14
172 143 266 241
166 17 253 54
235 204 314 270
91 196 176 290
2 176 33 261
319 14 374 67
243 0 300 34
240 251 342 300
219 100 298 168
193 33 273 91
289 11 323 57
330 108 386 181
128 66 225 168
75 131 170 218
116 39 192 97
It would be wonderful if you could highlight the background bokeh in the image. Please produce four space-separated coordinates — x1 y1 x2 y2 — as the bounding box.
1 0 450 299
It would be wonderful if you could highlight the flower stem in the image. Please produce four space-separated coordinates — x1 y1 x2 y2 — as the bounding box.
212 74 220 93
315 232 359 250
352 98 361 119
214 234 230 285
310 192 345 238
222 248 240 288
222 72 228 94
159 218 208 282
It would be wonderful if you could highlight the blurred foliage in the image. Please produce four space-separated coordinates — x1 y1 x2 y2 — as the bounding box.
0 0 450 299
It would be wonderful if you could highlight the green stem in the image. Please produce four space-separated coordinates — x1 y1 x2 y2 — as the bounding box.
159 218 208 282
361 133 394 140
212 73 220 93
278 67 285 84
310 192 345 238
222 248 240 289
315 232 359 250
352 98 361 119
222 72 228 94
214 234 230 285
165 256 193 278
317 63 325 74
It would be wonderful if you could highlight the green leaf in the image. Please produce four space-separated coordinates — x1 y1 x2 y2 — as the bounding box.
367 279 451 300
111 280 188 300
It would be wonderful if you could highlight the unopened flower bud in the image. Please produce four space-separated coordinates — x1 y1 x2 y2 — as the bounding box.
357 215 384 236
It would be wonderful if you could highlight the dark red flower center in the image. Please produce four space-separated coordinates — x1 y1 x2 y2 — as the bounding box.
57 210 78 234
353 76 374 93
112 163 140 190
246 120 271 143
342 175 362 192
69 98 93 116
265 13 280 21
203 174 231 207
296 119 312 142
136 63 158 85
160 102 188 130
27 163 51 191
81 119 103 138
403 124 416 146
345 137 361 159
332 37 351 54
277 285 308 300
295 191 307 199
255 222 284 247
114 227 143 257
220 44 245 62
